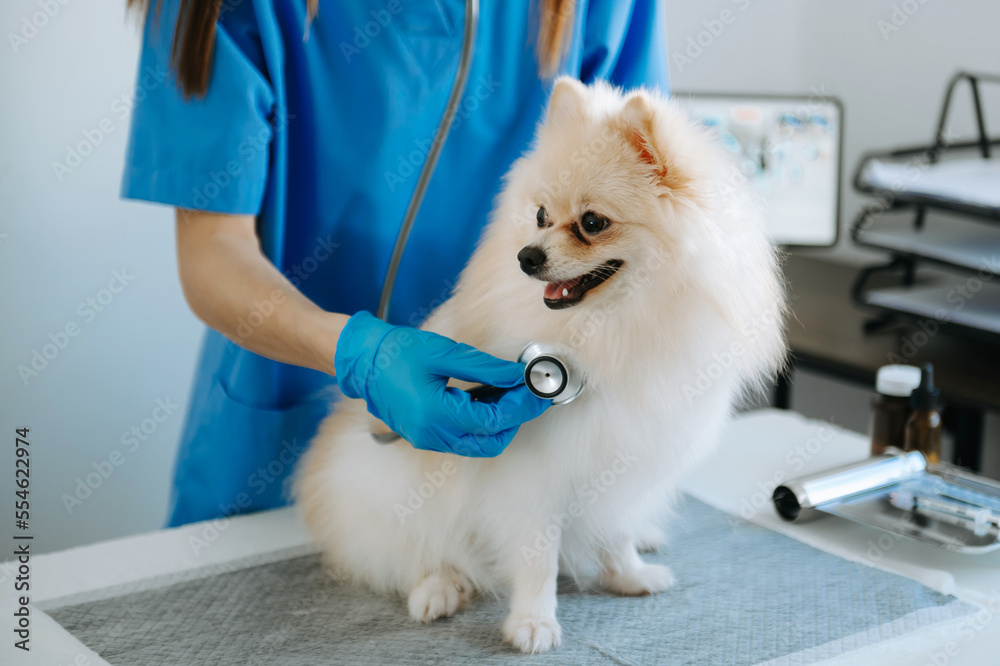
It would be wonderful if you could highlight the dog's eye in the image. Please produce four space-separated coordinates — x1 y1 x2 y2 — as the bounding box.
536 206 547 228
581 211 609 234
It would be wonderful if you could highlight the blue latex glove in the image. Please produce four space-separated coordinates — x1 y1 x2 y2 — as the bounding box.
335 311 550 457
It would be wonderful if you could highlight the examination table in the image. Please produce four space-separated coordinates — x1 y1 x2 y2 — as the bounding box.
8 410 1000 665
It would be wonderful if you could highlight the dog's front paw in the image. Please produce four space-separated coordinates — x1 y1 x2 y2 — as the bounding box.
502 612 562 654
603 563 676 596
407 572 471 622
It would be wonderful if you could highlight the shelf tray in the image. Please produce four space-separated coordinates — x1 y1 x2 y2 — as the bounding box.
858 157 1000 213
863 279 1000 336
852 72 1000 220
854 209 1000 277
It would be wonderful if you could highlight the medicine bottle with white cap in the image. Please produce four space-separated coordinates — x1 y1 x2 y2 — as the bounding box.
870 364 922 456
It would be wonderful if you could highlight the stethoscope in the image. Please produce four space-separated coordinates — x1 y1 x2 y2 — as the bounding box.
370 0 582 444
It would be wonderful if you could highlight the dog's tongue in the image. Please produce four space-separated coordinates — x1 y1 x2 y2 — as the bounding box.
544 277 582 300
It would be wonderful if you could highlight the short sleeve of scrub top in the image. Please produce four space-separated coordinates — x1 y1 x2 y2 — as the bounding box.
122 0 277 215
121 0 671 527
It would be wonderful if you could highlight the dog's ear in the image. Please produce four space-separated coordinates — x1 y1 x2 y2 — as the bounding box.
619 92 686 196
546 76 588 125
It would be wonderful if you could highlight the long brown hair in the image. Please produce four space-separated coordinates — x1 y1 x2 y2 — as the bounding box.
127 0 573 97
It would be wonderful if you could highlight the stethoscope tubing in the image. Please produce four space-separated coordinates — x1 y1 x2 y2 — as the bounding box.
375 0 480 321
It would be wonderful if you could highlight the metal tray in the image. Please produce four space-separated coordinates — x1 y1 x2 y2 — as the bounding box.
773 451 1000 554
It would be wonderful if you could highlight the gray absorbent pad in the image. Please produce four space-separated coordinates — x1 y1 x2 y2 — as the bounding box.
45 498 976 665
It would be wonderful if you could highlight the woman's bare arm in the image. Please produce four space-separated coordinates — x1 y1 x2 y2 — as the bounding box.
174 208 348 376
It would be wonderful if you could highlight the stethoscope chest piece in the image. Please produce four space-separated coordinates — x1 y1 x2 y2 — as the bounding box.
518 342 584 406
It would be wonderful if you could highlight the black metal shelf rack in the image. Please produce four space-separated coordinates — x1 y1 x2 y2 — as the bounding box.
850 71 1000 343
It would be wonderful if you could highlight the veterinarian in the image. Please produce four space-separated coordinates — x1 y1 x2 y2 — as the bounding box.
122 0 670 526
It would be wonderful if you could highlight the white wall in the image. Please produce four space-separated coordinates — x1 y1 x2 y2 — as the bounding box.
1 0 203 554
1 1 997 556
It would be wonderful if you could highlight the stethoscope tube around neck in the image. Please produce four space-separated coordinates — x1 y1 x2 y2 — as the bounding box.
375 0 480 321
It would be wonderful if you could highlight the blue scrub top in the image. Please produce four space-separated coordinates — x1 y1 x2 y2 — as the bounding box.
123 0 670 527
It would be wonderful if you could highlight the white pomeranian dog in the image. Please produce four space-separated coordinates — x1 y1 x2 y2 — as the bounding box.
295 77 786 654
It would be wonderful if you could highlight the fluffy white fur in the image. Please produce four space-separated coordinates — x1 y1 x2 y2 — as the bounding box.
295 78 787 654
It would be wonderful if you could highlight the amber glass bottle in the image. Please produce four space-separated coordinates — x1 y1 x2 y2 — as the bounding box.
904 364 942 464
870 365 921 456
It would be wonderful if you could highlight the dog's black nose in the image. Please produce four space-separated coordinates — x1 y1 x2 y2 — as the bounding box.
517 246 547 275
